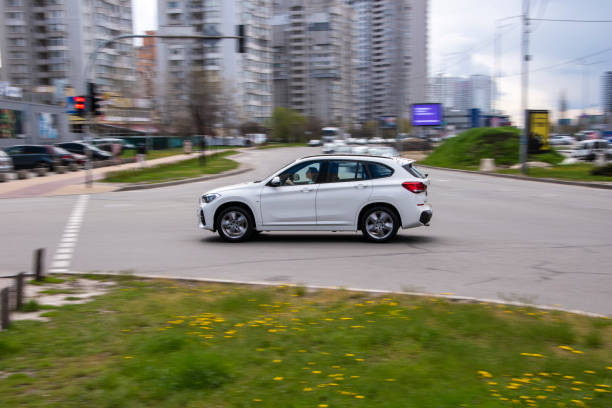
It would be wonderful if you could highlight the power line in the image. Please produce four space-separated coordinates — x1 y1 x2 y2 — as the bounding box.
499 47 612 78
529 18 612 23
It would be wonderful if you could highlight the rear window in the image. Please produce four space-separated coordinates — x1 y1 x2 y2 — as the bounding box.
403 163 426 179
366 162 394 179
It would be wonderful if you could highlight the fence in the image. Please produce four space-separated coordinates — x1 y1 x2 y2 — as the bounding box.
0 248 45 330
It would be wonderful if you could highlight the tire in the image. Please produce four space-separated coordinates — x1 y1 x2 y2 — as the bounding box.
216 206 254 242
361 206 399 243
36 161 51 171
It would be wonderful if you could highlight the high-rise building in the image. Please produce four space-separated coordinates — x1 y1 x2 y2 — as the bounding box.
271 0 354 126
156 0 272 124
603 71 612 115
349 0 428 123
0 0 135 96
136 31 157 99
428 74 493 113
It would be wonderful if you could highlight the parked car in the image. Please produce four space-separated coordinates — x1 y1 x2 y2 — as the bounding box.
84 138 135 154
307 139 322 147
0 150 14 173
549 135 575 145
367 137 385 144
53 147 86 166
55 142 112 161
367 146 400 157
198 155 432 242
3 144 74 170
571 139 612 161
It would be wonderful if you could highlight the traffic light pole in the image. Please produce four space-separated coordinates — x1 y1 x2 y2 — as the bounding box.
81 31 246 188
520 0 531 175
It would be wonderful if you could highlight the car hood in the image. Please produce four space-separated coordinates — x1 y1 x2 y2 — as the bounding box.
206 181 259 195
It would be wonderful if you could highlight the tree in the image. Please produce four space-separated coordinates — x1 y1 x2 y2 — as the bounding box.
188 70 222 137
270 107 307 142
240 121 267 135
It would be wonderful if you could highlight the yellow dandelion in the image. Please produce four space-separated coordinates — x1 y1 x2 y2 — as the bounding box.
355 358 364 362
303 387 312 392
273 377 284 381
478 370 493 378
318 405 328 408
345 353 355 356
123 356 134 359
584 370 596 374
253 398 262 402
355 395 365 399
385 378 397 382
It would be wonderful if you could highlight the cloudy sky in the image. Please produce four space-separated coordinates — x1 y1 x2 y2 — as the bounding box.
132 0 612 123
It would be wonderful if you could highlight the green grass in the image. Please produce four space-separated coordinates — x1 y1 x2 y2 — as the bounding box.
498 164 612 182
120 146 235 160
1 277 610 408
256 142 308 150
421 127 565 170
103 151 240 184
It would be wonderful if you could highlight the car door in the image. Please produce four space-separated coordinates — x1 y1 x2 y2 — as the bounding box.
260 160 324 226
316 160 372 226
5 146 26 169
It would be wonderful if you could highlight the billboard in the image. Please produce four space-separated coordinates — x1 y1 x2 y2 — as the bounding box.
411 103 442 126
379 116 397 129
527 110 550 150
0 109 24 138
39 113 59 139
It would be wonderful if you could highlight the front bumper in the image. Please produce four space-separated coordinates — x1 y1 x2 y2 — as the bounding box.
198 204 216 231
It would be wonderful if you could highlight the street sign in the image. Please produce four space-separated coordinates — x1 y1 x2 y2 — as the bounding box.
527 110 550 150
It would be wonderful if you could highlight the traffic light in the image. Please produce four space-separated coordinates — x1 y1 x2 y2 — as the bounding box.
236 24 246 53
74 96 87 117
87 82 103 116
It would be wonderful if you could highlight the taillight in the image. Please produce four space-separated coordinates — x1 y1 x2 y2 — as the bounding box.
402 181 427 193
62 155 71 159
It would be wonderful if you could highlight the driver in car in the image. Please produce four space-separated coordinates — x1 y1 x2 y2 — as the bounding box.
283 166 319 185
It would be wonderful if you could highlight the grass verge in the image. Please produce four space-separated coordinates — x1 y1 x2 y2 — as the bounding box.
0 277 610 408
120 146 235 160
256 142 308 150
103 151 239 184
421 127 564 169
497 164 612 182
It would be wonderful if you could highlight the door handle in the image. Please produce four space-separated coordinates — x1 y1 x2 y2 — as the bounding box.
354 184 366 189
301 187 312 193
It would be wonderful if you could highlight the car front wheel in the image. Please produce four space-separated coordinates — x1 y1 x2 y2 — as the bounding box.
361 206 399 243
216 206 254 242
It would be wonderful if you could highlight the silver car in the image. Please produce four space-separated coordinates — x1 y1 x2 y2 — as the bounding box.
0 150 14 173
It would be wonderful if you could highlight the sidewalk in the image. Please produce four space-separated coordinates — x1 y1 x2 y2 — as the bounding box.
0 151 220 199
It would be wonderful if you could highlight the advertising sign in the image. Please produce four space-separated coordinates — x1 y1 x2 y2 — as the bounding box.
39 113 59 139
470 108 481 128
528 110 550 150
379 116 397 129
0 109 24 138
411 104 442 126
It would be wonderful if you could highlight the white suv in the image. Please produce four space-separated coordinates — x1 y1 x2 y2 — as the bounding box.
198 155 432 242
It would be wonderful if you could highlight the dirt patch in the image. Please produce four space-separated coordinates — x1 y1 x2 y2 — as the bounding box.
12 278 115 322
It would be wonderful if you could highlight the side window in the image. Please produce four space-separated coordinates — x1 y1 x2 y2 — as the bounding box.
326 160 367 182
25 146 44 154
278 161 322 186
367 162 394 179
7 146 24 154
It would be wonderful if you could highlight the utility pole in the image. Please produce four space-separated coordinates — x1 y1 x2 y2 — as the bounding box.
520 0 531 175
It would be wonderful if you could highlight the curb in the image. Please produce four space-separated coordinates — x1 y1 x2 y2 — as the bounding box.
115 165 254 192
419 164 612 190
57 271 608 318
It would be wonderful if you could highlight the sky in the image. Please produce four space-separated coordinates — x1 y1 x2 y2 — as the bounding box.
132 0 612 123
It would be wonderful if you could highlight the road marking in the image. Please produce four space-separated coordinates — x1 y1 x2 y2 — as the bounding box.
49 195 89 273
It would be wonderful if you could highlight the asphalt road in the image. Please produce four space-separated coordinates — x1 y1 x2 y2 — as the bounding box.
1 147 611 315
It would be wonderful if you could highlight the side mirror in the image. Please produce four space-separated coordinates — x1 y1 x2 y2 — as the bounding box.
270 176 281 187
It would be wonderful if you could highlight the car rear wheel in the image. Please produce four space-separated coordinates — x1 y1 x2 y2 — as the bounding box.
361 206 399 243
216 206 254 242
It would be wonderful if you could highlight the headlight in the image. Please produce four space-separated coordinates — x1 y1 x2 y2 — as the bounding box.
201 193 220 204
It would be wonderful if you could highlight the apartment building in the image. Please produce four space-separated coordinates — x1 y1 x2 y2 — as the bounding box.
603 71 612 115
156 0 273 124
0 0 135 96
271 0 353 126
350 0 428 123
